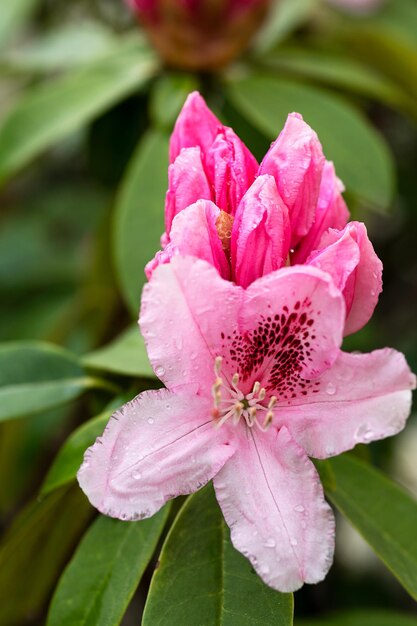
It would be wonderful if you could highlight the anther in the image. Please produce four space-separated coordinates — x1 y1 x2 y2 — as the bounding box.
252 381 261 395
214 356 223 375
258 387 266 401
263 411 273 429
232 372 239 387
268 395 277 409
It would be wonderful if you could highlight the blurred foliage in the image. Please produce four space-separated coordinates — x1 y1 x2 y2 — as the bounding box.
0 0 417 624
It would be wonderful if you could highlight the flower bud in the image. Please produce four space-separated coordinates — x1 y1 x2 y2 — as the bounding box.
129 0 271 70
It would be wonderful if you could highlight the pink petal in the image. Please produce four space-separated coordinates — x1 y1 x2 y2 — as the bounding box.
169 92 222 164
168 200 230 279
306 225 361 292
293 161 350 264
313 222 383 335
231 175 291 288
78 388 236 520
205 127 258 215
282 349 416 459
165 146 212 234
214 425 335 592
259 113 325 246
234 265 345 393
140 256 243 394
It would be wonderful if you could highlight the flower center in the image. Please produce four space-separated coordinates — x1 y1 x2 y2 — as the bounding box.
211 356 276 432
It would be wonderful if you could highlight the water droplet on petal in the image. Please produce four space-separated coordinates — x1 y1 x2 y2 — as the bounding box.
147 417 154 425
155 365 165 377
264 538 276 548
260 564 270 575
132 471 142 480
294 505 305 513
290 538 298 547
326 382 336 395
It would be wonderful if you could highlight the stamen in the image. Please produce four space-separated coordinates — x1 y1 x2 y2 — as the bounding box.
211 356 276 432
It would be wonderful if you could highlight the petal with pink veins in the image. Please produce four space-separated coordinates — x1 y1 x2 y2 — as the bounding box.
281 349 416 459
293 161 350 264
169 92 223 163
205 127 258 215
213 425 335 592
140 256 243 394
78 387 236 520
259 113 325 246
165 147 212 234
231 175 290 288
312 222 383 335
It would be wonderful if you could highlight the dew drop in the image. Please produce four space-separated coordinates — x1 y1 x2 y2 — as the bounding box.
147 417 154 425
260 564 270 575
264 538 276 548
294 505 305 513
155 365 165 377
290 538 298 547
326 382 336 395
132 471 142 480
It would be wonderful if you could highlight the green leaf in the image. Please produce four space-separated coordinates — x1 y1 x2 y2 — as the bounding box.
0 486 92 626
0 341 109 422
47 506 171 626
0 0 40 47
253 0 318 52
226 74 394 210
41 398 123 495
262 49 408 109
0 39 158 184
150 72 200 130
114 130 169 314
298 610 417 626
318 454 417 601
83 326 154 378
143 485 293 626
1 21 123 73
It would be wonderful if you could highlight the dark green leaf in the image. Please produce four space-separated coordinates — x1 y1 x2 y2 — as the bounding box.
150 72 199 130
318 454 417 601
298 610 417 626
114 130 169 314
0 486 92 626
143 485 293 626
83 326 154 378
41 399 122 495
0 341 107 422
253 0 317 52
47 506 171 626
0 39 157 183
226 74 394 210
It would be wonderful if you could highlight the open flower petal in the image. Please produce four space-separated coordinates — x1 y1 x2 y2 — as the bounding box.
282 349 416 458
229 266 345 393
165 147 212 234
141 256 243 393
231 175 290 288
259 113 325 246
214 425 335 592
78 388 236 520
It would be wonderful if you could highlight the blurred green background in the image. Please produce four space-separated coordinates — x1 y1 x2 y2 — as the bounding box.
0 0 417 624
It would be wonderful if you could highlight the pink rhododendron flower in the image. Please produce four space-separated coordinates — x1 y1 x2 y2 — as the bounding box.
128 0 271 70
79 256 415 592
78 90 415 593
147 92 381 336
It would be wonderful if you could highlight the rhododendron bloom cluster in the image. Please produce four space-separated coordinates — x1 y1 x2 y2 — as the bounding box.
78 94 415 593
128 0 271 69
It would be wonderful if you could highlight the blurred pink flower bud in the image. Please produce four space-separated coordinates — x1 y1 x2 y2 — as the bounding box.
128 0 271 70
